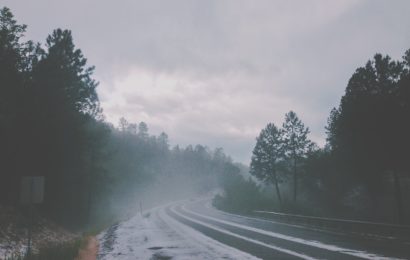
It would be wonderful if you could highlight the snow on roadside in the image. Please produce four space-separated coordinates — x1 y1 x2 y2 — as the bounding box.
97 205 259 260
0 205 78 260
0 242 26 260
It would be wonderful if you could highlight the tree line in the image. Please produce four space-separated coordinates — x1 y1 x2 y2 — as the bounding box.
218 50 410 224
2 6 409 227
250 111 314 208
0 7 240 229
240 50 410 223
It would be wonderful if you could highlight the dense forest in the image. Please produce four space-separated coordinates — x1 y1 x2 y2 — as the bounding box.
0 7 240 229
2 5 410 232
216 48 410 224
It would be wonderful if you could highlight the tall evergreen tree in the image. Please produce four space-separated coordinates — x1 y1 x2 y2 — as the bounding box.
30 28 102 226
0 7 41 203
250 123 284 208
0 7 27 203
138 121 149 139
282 111 313 203
34 29 100 118
327 51 410 223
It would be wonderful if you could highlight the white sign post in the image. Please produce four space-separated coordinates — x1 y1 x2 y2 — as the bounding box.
20 176 44 256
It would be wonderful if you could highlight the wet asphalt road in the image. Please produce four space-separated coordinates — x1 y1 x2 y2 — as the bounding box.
164 199 410 260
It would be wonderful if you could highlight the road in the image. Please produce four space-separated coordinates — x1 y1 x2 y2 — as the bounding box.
162 199 409 260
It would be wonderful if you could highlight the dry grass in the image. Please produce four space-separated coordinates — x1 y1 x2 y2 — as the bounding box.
74 236 98 260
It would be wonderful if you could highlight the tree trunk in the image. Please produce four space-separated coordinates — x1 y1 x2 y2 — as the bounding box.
293 156 297 203
272 171 282 210
86 189 92 226
392 171 404 224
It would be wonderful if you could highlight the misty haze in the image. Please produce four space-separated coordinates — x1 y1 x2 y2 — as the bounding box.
1 1 410 259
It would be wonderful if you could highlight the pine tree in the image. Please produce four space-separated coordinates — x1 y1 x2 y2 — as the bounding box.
250 123 284 208
282 111 313 203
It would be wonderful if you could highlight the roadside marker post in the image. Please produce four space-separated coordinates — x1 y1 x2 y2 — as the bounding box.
20 176 44 257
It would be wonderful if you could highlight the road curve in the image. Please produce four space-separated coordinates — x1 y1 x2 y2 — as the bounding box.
163 199 410 260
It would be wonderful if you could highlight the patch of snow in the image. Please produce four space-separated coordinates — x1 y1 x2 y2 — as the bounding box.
159 207 258 260
97 203 259 260
0 243 26 260
0 205 78 259
170 206 315 260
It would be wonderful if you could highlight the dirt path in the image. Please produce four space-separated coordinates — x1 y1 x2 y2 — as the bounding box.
75 236 98 260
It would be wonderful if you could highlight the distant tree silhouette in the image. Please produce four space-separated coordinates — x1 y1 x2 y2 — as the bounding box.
158 132 169 149
29 28 103 225
250 123 284 208
2 6 409 227
282 111 313 203
127 123 137 134
35 28 100 117
0 7 41 204
325 108 340 151
119 117 129 132
327 51 410 223
0 6 248 229
138 121 149 139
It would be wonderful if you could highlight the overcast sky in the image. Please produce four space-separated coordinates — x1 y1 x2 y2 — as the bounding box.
4 0 410 163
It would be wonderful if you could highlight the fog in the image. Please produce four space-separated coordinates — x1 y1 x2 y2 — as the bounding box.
4 0 410 164
1 3 410 259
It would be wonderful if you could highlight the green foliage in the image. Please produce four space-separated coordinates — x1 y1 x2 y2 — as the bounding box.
0 7 240 230
0 6 42 207
327 52 410 173
2 6 409 228
282 111 313 202
250 123 284 206
325 50 410 222
247 50 410 222
214 172 271 213
282 111 313 160
26 239 82 260
250 112 314 206
36 28 100 117
4 238 83 260
250 123 283 184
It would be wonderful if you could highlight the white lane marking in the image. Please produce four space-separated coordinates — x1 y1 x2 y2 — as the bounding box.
169 206 317 260
181 205 404 260
203 199 346 236
208 203 345 236
205 200 402 243
157 207 261 260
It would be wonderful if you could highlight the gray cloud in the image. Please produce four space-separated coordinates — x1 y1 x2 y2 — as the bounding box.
4 0 410 163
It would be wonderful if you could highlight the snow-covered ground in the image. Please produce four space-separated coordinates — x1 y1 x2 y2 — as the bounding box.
97 202 259 260
0 242 26 260
97 199 409 260
0 205 77 260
